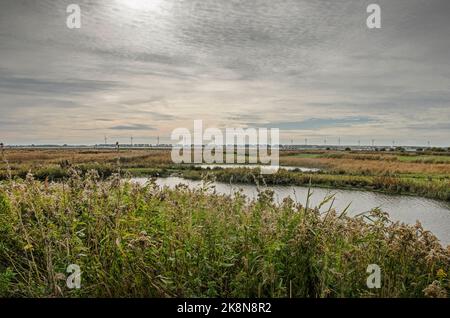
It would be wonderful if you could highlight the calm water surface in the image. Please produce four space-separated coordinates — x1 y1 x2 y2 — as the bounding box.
195 164 320 172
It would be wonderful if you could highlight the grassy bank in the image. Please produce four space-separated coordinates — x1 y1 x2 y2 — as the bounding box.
2 163 449 201
0 149 171 181
181 168 450 202
0 170 449 297
1 148 450 201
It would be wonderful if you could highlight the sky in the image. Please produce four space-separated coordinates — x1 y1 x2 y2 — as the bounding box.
0 0 449 146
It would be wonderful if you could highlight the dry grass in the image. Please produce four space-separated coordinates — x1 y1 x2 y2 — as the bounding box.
280 153 450 175
1 149 170 165
4 149 450 176
1 149 449 200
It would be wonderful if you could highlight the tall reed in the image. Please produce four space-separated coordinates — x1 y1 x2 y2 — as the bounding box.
0 170 449 297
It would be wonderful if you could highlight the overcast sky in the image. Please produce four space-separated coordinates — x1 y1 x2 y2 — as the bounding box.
0 0 449 146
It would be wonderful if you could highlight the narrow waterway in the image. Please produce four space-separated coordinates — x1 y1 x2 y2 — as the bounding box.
195 164 320 172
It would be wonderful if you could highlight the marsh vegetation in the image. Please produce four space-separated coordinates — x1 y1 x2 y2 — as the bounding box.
0 148 449 298
0 170 449 297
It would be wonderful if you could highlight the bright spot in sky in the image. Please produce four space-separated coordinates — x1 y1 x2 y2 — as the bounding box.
116 0 163 12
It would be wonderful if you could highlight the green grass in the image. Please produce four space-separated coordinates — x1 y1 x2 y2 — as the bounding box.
180 168 450 202
397 155 450 164
0 170 449 297
283 153 322 158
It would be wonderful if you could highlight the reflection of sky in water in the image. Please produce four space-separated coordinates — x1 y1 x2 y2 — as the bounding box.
131 177 450 246
195 164 320 172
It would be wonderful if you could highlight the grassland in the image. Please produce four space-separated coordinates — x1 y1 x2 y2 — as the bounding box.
0 171 449 297
1 148 449 201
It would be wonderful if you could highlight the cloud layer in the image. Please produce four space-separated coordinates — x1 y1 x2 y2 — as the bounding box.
0 0 449 146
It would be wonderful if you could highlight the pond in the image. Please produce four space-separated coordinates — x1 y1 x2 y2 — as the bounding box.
194 164 320 172
131 176 450 245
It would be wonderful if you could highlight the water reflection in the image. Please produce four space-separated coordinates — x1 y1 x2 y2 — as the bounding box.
195 164 320 172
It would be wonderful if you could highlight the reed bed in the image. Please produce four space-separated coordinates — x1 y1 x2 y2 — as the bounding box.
0 170 449 297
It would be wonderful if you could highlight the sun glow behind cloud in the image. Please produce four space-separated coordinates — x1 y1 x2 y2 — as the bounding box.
116 0 165 12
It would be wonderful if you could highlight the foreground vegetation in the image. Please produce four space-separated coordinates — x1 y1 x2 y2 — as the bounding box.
0 170 449 297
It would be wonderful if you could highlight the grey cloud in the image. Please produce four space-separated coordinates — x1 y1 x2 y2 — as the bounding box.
0 76 119 96
0 0 449 145
144 111 178 121
109 124 156 131
251 117 376 131
405 123 450 131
